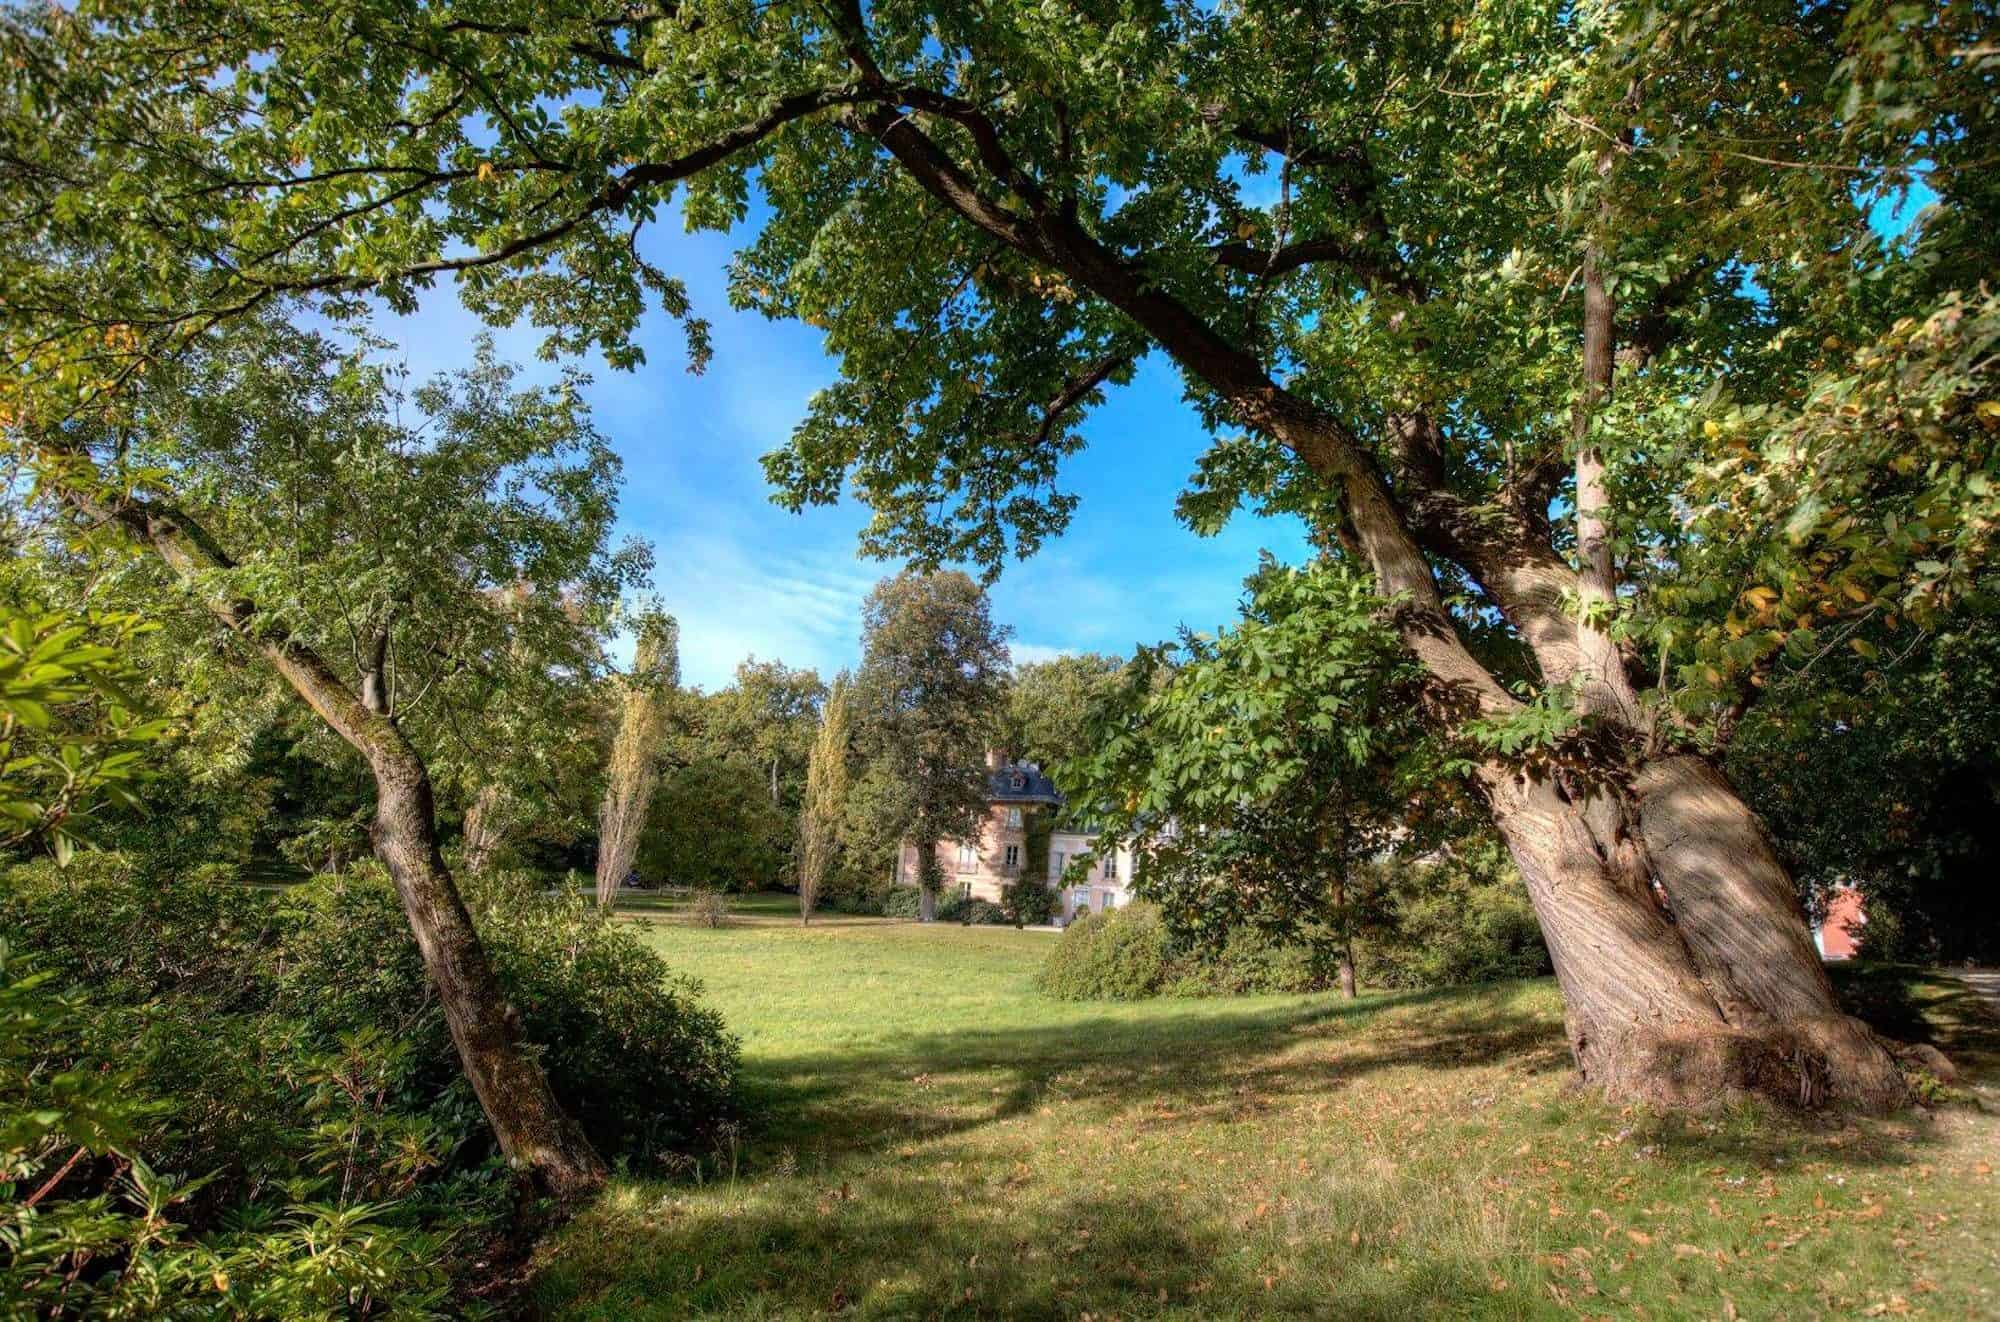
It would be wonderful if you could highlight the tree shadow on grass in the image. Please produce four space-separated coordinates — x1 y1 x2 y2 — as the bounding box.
734 984 1571 1168
1830 962 2000 1078
539 1178 1514 1320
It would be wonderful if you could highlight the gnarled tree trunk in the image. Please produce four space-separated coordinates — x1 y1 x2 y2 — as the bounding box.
1632 754 1906 1106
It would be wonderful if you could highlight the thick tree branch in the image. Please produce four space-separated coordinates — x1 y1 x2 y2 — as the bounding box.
1210 235 1424 300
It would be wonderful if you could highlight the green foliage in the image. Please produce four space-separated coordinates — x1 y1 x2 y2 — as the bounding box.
470 875 739 1157
852 571 1010 895
1730 595 2000 964
1035 905 1172 1002
1162 925 1340 998
0 946 465 1317
0 606 168 863
999 875 1057 928
638 753 789 892
878 886 1007 925
0 866 478 1316
1037 901 1347 1001
1001 653 1124 774
1059 558 1431 963
1356 847 1552 991
0 856 739 1196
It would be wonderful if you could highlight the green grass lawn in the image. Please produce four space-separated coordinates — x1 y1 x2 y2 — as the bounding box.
533 898 2000 1319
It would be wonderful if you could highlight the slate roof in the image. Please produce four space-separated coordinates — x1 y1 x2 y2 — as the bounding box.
987 759 1064 805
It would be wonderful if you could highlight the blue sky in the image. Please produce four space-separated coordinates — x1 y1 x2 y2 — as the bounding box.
379 214 1311 691
375 170 1934 692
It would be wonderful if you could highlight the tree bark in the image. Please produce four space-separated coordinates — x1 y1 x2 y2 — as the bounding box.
366 740 609 1199
461 781 510 876
77 490 608 1198
1632 755 1907 1107
914 834 942 921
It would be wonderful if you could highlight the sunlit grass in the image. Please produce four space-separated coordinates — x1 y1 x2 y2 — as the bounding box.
533 898 2000 1319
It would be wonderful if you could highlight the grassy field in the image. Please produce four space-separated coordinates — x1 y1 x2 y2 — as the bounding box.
532 897 2000 1319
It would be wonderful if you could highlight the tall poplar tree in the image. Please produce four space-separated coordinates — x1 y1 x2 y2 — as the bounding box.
797 672 853 925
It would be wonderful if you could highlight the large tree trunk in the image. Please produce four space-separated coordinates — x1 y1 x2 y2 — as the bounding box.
1485 757 1906 1111
368 743 608 1200
1632 754 1907 1108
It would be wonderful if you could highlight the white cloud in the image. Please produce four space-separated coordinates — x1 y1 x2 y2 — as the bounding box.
1008 641 1074 667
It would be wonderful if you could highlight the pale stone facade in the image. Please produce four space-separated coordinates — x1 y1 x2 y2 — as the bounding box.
894 752 1134 924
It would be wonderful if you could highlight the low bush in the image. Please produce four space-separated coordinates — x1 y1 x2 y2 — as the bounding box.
0 855 739 1312
1165 924 1340 996
1357 847 1551 990
818 888 886 916
1001 876 1059 927
955 897 1008 925
881 887 1014 924
1035 904 1173 1000
686 888 731 929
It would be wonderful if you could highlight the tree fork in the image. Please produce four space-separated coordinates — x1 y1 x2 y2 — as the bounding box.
69 485 609 1198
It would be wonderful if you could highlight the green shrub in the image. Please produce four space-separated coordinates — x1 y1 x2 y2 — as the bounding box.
0 855 739 1310
819 889 886 916
880 887 1014 924
956 897 1008 925
1357 849 1551 990
1035 904 1172 1000
278 865 740 1163
1000 876 1058 927
1166 924 1339 996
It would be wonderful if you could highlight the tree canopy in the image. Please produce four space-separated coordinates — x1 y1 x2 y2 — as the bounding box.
6 0 1991 1106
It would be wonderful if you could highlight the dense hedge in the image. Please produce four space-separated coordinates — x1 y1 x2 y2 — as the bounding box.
1355 849 1552 990
1038 853 1553 1003
0 855 738 1314
879 886 1012 923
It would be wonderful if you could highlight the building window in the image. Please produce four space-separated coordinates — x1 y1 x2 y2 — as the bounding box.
1101 852 1118 881
1004 844 1020 870
1050 850 1065 880
959 880 973 900
957 843 977 873
1005 806 1022 829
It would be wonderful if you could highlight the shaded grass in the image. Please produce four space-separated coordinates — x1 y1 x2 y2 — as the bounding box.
536 901 2000 1319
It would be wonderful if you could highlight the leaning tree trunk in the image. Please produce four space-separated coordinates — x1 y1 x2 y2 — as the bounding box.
1632 754 1907 1107
1484 756 1907 1111
77 489 607 1199
856 104 1915 1111
368 742 607 1199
